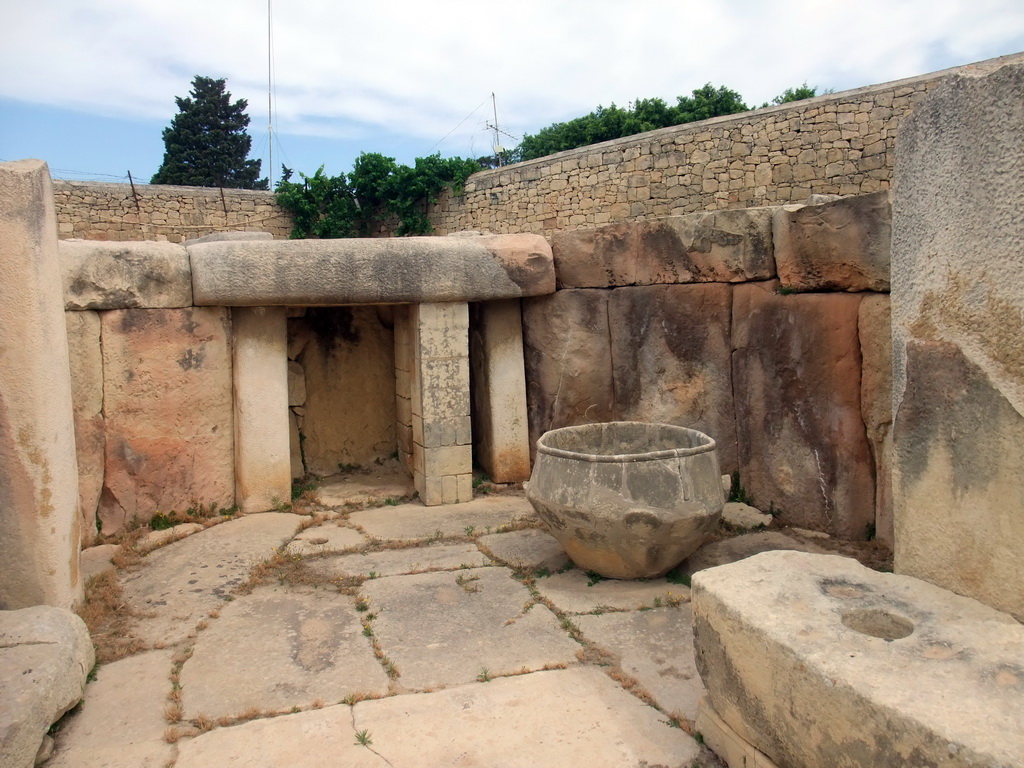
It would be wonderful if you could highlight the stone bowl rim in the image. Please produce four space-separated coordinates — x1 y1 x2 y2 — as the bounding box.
535 421 717 464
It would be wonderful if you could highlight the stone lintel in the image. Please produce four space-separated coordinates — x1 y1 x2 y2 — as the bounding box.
188 234 554 306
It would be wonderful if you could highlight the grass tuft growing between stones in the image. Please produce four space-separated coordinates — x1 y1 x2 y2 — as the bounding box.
78 570 146 663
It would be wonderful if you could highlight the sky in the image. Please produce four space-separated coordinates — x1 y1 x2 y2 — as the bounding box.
2 0 1023 188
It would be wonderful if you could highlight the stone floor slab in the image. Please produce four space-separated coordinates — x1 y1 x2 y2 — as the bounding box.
48 649 175 768
120 512 306 646
534 569 691 614
181 585 389 719
359 567 579 690
174 705 384 768
349 495 536 541
313 464 414 508
576 605 705 722
285 523 366 556
307 542 490 579
478 528 570 572
356 667 701 768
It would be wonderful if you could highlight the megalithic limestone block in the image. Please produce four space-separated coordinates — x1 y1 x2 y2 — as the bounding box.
0 159 83 609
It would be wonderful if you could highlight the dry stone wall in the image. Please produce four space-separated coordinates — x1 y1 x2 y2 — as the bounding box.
430 54 1023 236
51 55 1021 249
53 181 292 243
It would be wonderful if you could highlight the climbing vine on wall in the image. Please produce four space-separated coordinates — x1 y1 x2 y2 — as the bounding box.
275 152 480 238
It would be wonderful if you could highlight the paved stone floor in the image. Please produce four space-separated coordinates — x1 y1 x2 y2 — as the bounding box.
52 487 725 768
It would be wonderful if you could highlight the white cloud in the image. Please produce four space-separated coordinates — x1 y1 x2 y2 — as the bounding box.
2 0 1022 157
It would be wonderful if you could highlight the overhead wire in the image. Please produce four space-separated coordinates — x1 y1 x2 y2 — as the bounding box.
428 97 490 153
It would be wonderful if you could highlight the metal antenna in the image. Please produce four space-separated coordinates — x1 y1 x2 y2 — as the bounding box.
267 0 274 187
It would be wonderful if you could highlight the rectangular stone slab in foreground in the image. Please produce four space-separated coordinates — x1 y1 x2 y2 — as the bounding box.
691 550 1024 768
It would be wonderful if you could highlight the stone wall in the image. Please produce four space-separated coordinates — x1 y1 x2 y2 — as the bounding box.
53 181 292 243
524 192 893 543
891 61 1024 620
429 53 1023 236
50 55 1022 247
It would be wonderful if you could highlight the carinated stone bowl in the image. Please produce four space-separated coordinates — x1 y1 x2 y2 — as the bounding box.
525 421 723 579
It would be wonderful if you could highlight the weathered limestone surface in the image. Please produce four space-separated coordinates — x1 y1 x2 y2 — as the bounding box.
120 512 305 646
522 290 614 451
47 650 175 768
188 234 555 305
550 222 638 287
858 294 894 548
638 209 775 283
174 706 382 768
359 567 580 689
721 501 773 531
891 62 1024 619
310 542 490 581
59 239 192 309
99 307 234 532
692 551 1024 768
232 307 291 513
532 569 690 614
176 668 700 768
893 342 1024 620
696 698 780 768
552 209 774 288
0 160 83 610
347 495 535 541
469 300 531 483
410 302 473 504
478 529 570 572
0 606 94 768
773 191 891 291
732 281 874 538
609 284 737 472
576 605 705 723
299 308 396 475
357 668 701 767
65 310 104 547
284 523 365 556
181 586 390 719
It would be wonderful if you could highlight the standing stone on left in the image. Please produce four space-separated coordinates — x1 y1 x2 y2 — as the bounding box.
99 307 234 532
0 160 83 610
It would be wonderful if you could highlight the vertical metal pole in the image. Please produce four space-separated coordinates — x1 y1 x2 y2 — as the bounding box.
268 0 274 188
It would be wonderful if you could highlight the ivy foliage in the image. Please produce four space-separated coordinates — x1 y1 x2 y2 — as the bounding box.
151 75 267 190
275 152 480 238
509 82 825 163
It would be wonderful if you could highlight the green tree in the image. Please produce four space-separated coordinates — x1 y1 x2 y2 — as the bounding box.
512 83 749 162
151 75 267 189
759 82 831 108
274 153 480 238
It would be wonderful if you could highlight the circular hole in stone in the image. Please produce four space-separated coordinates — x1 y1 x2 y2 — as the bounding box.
841 608 914 640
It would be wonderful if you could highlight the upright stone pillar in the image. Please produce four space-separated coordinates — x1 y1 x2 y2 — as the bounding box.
470 300 531 483
232 307 291 513
394 306 415 474
0 160 82 609
892 62 1024 620
410 302 473 505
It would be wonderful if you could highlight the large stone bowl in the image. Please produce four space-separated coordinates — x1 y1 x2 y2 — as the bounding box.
525 421 723 579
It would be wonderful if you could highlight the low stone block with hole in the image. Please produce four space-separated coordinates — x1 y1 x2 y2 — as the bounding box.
692 550 1024 768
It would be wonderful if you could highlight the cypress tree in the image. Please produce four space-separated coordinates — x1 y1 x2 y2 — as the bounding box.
151 76 268 190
